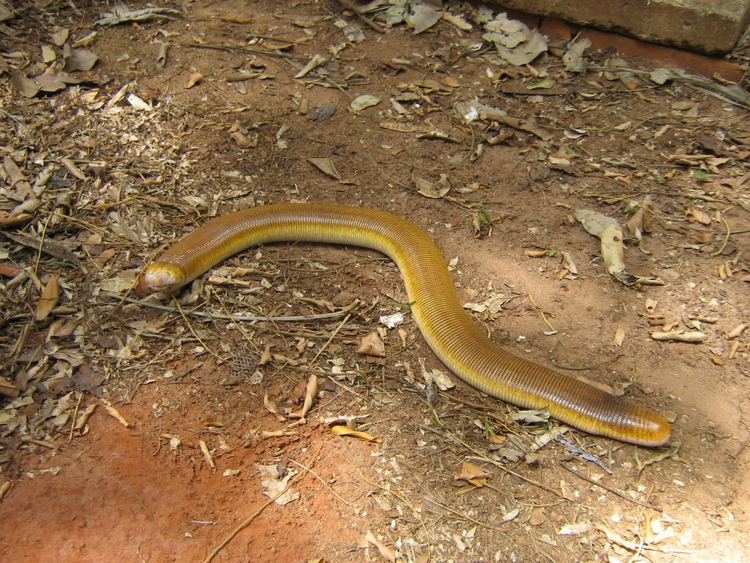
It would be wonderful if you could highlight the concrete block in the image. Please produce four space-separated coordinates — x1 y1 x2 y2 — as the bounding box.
488 0 750 54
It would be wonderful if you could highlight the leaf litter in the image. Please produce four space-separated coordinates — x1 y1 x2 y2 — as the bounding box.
1 1 749 561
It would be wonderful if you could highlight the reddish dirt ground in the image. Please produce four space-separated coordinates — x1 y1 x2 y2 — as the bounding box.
1 1 749 562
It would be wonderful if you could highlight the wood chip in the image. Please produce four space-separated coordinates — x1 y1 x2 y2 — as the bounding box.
331 425 382 443
612 327 625 347
101 401 130 427
365 530 396 562
60 157 86 180
185 72 203 89
0 481 13 501
199 440 215 468
0 376 19 398
725 323 748 340
289 374 318 419
259 343 272 365
74 403 97 430
650 331 707 343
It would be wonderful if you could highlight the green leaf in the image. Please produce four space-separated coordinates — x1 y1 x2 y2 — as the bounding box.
529 77 556 90
692 170 710 182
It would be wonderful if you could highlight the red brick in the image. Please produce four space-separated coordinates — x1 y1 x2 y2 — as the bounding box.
536 16 743 83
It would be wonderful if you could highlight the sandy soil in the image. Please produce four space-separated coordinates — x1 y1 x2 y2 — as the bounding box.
1 1 749 562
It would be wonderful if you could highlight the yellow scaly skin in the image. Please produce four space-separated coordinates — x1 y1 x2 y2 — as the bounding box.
136 203 670 446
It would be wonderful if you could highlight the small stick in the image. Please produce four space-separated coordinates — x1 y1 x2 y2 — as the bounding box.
711 218 731 257
334 0 386 33
360 472 434 547
309 313 351 366
33 214 53 276
174 299 223 361
287 458 356 506
104 293 358 323
560 463 661 512
201 481 293 563
527 294 557 333
182 42 291 59
426 426 566 500
650 331 706 343
424 497 508 532
211 288 260 355
67 392 84 444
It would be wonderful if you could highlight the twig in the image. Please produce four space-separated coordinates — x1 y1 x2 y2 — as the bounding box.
560 463 661 512
597 525 695 554
316 371 364 398
360 472 434 548
102 293 359 322
33 214 52 276
334 0 386 33
309 312 352 366
710 218 731 257
288 458 358 506
424 496 508 532
67 392 84 444
211 288 260 355
182 42 290 59
527 294 557 333
173 299 222 361
423 426 567 500
201 481 293 563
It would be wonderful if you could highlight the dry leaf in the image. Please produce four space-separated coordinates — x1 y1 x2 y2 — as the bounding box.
263 393 286 421
259 343 272 365
484 13 547 66
61 157 86 180
358 332 385 357
258 464 299 505
295 54 327 78
101 401 130 427
350 94 381 112
199 440 215 468
0 376 19 398
127 93 153 111
185 72 203 89
442 12 472 31
405 0 442 33
34 71 67 93
35 276 60 321
74 403 97 430
558 522 592 536
561 251 578 276
453 461 491 486
307 157 341 181
290 374 319 419
686 206 711 225
11 71 40 97
414 173 450 199
51 28 69 46
725 323 748 340
563 37 591 73
42 45 56 63
0 481 12 501
612 327 625 347
419 358 454 390
365 530 396 562
62 44 98 71
331 425 382 443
